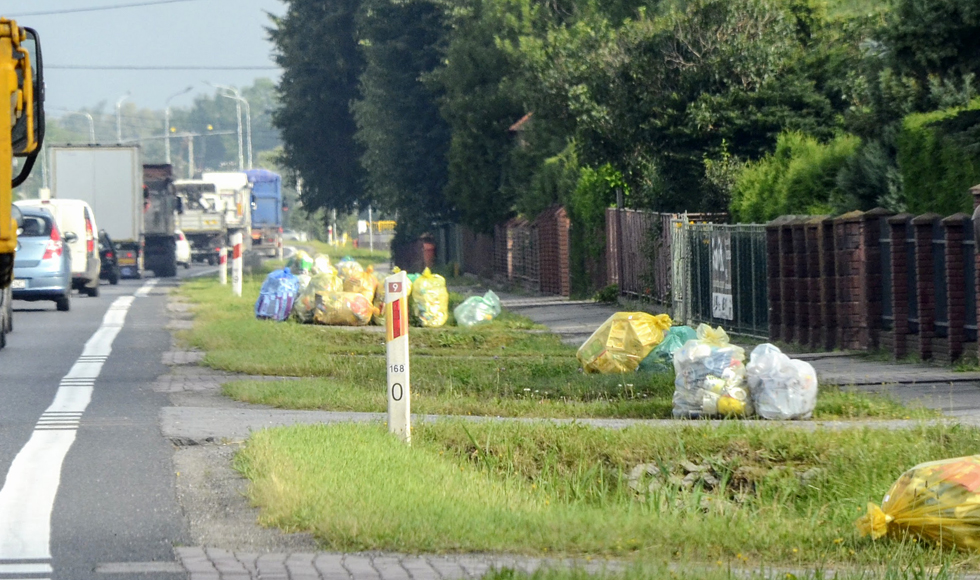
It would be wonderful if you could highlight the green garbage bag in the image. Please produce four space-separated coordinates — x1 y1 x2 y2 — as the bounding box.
453 290 502 327
638 325 697 373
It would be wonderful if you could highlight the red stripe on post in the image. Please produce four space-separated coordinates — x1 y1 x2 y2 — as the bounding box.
391 299 403 339
233 245 242 259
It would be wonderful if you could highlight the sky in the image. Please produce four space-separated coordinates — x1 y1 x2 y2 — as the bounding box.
7 0 285 117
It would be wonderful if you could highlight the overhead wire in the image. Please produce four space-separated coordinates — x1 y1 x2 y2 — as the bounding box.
9 0 204 17
48 65 279 71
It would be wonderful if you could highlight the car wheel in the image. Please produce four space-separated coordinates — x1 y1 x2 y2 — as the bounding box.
86 283 100 297
56 293 71 312
4 287 11 333
109 270 120 285
183 262 191 270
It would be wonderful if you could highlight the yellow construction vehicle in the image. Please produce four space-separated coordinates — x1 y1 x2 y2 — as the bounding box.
0 18 44 347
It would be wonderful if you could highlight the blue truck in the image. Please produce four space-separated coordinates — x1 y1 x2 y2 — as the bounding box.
244 169 283 256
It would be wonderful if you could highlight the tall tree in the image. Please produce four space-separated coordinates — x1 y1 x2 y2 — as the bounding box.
353 0 452 238
269 0 366 214
430 0 526 233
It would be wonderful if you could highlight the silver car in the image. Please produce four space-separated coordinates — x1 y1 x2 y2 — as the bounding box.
12 207 74 311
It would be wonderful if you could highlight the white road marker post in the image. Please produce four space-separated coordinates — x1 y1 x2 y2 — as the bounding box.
218 247 228 285
231 232 243 297
385 270 411 443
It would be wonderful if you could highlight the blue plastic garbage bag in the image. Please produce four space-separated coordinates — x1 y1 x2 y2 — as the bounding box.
255 268 301 321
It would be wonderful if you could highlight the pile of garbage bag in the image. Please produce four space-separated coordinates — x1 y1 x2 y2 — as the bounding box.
857 455 980 549
411 268 449 328
574 313 820 420
254 268 300 322
454 290 501 327
576 312 673 374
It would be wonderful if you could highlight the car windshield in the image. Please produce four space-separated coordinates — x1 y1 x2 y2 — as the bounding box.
20 215 52 237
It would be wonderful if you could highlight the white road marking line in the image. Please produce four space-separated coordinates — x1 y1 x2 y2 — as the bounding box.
0 561 53 573
0 280 153 568
133 279 158 298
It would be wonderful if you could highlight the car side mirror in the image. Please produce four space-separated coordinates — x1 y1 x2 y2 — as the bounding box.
64 231 78 244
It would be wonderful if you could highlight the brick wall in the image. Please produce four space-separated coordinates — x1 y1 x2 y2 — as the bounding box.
768 195 980 362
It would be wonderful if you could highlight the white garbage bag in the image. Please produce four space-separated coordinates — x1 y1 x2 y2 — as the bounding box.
746 343 818 420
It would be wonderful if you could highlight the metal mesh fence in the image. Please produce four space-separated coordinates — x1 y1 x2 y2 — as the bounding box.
673 222 769 337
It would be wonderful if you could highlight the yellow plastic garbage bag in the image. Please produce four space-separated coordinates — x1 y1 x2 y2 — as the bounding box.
344 265 378 303
857 455 980 549
337 256 363 279
292 272 344 323
411 268 449 327
372 269 388 326
576 313 673 374
312 292 376 326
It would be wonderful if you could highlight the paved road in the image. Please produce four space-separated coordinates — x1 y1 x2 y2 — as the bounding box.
0 267 210 580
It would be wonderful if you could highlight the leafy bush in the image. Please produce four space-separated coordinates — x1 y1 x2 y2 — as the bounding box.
568 163 623 297
730 131 860 222
897 98 980 216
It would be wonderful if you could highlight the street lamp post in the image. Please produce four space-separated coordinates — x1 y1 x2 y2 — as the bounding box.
208 83 251 170
65 111 95 143
165 86 193 164
115 92 130 143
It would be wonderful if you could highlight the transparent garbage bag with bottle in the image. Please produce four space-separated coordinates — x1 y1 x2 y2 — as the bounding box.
671 324 747 418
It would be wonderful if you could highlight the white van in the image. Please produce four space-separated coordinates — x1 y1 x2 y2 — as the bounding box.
16 198 102 296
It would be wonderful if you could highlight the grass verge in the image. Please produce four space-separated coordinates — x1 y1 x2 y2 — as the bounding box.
236 420 980 570
179 275 936 421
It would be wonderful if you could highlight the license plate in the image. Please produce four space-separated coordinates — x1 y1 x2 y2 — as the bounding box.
11 279 26 289
118 257 137 266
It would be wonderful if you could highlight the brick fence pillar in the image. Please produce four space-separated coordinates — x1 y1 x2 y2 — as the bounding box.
943 213 970 362
766 222 782 340
818 217 837 350
834 211 865 350
888 214 912 359
804 218 824 350
792 221 809 346
861 208 891 349
973 187 980 362
780 220 797 344
913 213 942 361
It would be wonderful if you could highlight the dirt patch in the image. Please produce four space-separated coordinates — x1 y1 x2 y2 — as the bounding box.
172 442 320 552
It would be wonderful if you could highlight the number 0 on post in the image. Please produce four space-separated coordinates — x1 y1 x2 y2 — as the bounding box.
385 270 411 443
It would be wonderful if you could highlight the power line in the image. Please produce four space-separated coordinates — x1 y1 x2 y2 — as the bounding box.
9 0 202 17
48 65 279 71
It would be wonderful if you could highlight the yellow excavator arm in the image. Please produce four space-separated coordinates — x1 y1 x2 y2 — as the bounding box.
0 17 43 288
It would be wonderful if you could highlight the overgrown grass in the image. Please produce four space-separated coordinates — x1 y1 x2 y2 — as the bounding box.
236 420 980 569
180 275 935 420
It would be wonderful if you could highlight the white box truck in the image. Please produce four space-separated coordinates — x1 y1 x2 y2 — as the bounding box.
48 145 153 278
